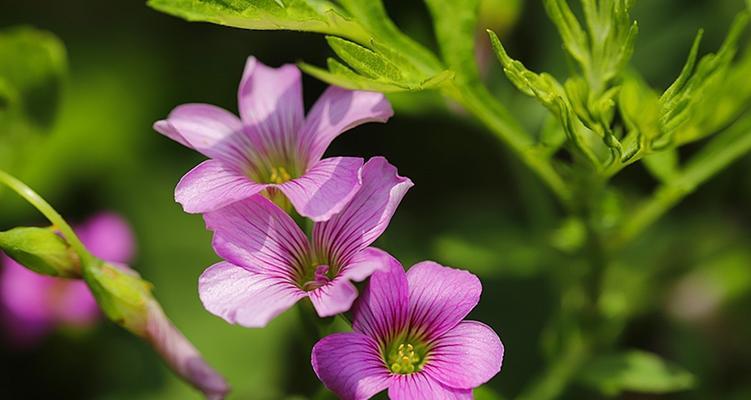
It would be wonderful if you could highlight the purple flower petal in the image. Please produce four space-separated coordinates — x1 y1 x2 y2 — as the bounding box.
154 104 248 169
388 373 473 400
277 157 363 222
198 262 305 328
204 196 309 278
238 57 304 164
341 247 396 282
313 157 413 267
176 160 266 214
77 212 135 264
423 321 504 389
406 262 481 340
351 257 408 342
300 87 393 165
311 332 392 400
308 277 359 318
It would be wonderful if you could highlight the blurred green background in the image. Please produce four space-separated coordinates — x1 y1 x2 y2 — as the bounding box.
1 0 750 399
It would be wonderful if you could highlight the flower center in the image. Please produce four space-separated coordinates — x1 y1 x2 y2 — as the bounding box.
388 342 426 374
301 264 331 291
268 166 292 184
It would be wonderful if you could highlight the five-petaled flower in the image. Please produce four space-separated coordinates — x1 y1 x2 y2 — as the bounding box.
154 57 394 221
311 259 504 400
0 213 135 346
198 157 413 327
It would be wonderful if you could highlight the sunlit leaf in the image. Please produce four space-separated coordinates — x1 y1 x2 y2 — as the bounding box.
299 60 409 93
148 0 371 43
488 30 607 167
326 36 403 81
336 0 441 74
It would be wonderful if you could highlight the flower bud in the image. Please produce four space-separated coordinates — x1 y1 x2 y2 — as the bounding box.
0 226 80 278
83 262 229 399
83 261 150 335
145 300 230 400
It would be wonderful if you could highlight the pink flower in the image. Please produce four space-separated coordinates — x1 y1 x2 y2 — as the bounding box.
154 57 393 221
0 212 135 346
312 259 504 400
198 157 412 327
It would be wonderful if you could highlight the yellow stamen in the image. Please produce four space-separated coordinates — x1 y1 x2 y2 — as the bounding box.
269 166 292 184
389 342 423 374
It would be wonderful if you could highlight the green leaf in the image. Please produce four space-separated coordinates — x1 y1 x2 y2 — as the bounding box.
299 60 409 93
0 226 80 277
487 30 566 107
0 26 67 132
302 44 454 94
326 36 403 81
661 12 750 145
578 351 695 396
544 0 637 94
661 29 704 104
148 0 371 43
543 0 589 68
149 0 450 93
424 0 481 82
488 30 608 168
336 0 441 74
618 74 662 163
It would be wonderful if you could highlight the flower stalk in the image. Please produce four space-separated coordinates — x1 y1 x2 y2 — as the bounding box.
0 168 92 266
0 168 229 399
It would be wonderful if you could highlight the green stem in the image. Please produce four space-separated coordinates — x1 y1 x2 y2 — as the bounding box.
0 169 93 265
614 115 751 247
447 82 573 207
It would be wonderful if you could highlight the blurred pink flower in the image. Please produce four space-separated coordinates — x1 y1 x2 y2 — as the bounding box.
0 212 135 346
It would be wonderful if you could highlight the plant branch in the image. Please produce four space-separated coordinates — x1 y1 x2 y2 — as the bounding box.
615 115 751 247
0 169 93 265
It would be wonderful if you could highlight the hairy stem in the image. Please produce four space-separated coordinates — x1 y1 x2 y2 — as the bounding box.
0 169 93 265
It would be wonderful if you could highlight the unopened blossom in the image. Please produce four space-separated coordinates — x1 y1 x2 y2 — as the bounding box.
0 212 134 346
154 57 393 221
81 254 229 399
198 157 412 327
143 296 230 400
312 259 504 400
